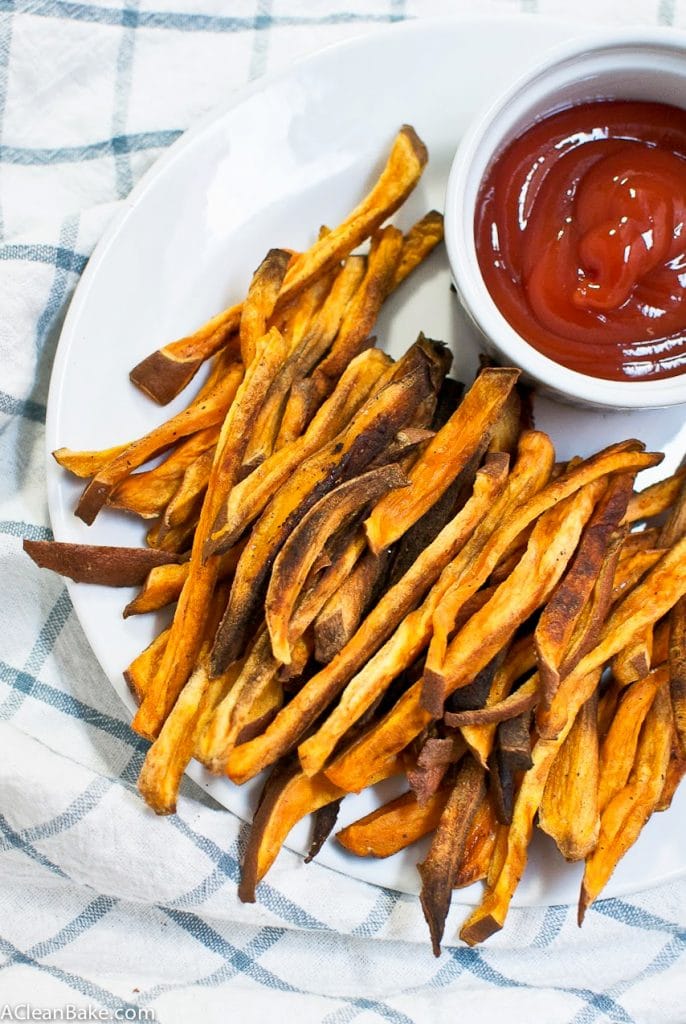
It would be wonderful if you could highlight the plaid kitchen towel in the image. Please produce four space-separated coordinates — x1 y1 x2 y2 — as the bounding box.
2 1 686 1021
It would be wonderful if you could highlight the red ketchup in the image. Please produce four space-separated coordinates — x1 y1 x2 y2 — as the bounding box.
475 100 686 381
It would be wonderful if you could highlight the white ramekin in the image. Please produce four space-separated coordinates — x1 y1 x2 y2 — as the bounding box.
445 28 686 409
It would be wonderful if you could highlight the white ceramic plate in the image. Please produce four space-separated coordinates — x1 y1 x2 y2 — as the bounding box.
46 15 686 907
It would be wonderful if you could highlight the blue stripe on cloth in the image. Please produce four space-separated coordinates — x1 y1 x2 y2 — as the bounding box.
169 815 328 931
569 913 686 1024
593 898 686 938
0 243 87 273
0 129 182 164
351 889 401 938
0 389 46 423
531 904 569 947
428 944 635 1023
138 924 288 1002
112 0 140 197
0 521 53 540
0 658 141 744
0 814 68 877
20 777 111 844
248 0 273 81
162 907 302 993
0 932 141 1012
26 895 117 959
2 1 402 32
36 213 79 354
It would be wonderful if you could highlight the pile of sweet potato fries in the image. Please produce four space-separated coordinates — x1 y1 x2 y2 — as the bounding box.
26 126 686 953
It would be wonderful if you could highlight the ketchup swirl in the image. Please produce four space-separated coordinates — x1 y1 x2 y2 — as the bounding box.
475 100 686 381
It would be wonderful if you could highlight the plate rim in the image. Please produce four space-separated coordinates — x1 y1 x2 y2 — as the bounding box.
44 11 685 909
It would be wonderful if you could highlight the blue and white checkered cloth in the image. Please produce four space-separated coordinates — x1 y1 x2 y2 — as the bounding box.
2 1 686 1020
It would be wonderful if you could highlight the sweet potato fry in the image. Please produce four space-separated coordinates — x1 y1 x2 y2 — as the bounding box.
422 479 606 717
365 367 520 554
337 787 449 858
534 473 633 711
611 548 663 602
610 627 654 688
239 249 292 366
407 735 462 805
453 794 498 889
52 441 130 479
390 210 444 289
618 527 661 558
211 348 390 551
109 425 220 519
130 125 428 403
459 635 537 766
308 225 404 392
210 353 435 671
426 446 655 693
623 467 686 525
131 328 290 741
458 668 603 946
418 756 485 956
579 684 672 922
238 761 346 901
326 462 671 796
539 691 599 860
66 361 244 525
443 677 539 728
124 627 170 704
23 539 182 587
597 665 667 813
242 271 339 473
203 530 367 768
162 449 214 530
669 595 686 753
656 732 686 811
226 455 509 785
266 464 408 664
137 655 237 814
657 473 686 547
314 548 390 664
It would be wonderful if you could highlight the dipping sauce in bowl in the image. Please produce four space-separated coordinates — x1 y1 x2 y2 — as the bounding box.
476 100 686 382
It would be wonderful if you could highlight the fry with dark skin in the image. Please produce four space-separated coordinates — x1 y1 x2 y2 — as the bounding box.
129 126 429 404
418 756 485 956
314 548 390 664
23 540 181 587
211 348 391 551
203 529 367 768
534 473 634 713
266 464 408 664
210 352 436 672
